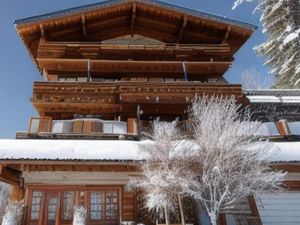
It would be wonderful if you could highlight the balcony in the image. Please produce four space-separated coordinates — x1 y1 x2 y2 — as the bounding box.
31 81 246 119
16 117 138 140
15 117 195 140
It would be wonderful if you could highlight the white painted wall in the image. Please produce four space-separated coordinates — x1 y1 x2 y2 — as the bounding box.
257 191 300 225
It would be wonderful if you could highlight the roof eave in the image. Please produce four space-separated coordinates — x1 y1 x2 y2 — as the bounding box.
14 0 257 31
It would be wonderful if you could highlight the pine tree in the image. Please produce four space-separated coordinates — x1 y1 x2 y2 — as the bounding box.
233 0 300 88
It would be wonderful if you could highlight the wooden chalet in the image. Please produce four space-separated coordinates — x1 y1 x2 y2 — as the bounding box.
2 1 286 225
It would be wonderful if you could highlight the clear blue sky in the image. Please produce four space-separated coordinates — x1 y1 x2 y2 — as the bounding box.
0 0 271 138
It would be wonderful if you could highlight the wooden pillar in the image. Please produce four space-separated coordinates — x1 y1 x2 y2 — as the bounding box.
218 213 227 225
55 193 61 225
10 185 25 202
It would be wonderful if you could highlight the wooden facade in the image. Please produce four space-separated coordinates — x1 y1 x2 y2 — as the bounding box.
0 1 268 225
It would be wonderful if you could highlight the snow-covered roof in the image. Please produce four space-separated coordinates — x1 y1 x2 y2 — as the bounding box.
270 142 300 162
244 89 300 104
0 139 299 163
247 95 300 103
0 140 143 162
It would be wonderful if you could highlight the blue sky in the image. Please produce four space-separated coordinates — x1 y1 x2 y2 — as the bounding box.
0 0 271 138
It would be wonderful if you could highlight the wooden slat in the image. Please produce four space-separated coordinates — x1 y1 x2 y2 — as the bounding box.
0 165 21 185
73 120 83 134
82 120 92 134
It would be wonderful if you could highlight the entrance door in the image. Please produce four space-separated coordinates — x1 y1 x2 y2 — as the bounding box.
27 188 121 225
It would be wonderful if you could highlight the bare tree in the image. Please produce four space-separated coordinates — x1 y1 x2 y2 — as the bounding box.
129 120 193 225
0 182 11 223
184 96 285 225
241 67 274 89
1 201 24 225
73 206 86 225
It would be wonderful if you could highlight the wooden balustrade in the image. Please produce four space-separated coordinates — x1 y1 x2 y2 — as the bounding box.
31 81 246 118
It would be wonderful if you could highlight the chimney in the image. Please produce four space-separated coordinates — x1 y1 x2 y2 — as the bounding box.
276 119 291 135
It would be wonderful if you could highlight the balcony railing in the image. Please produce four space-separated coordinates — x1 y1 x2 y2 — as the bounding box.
16 117 195 140
16 117 138 140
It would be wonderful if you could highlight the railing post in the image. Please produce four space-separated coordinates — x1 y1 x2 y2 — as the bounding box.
137 104 141 141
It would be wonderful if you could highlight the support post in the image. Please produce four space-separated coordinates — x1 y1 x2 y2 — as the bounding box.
87 59 91 82
55 193 61 225
137 104 141 141
182 62 188 81
10 185 25 202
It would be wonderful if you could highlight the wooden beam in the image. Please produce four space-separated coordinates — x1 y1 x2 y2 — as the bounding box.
177 15 188 44
248 195 263 225
0 165 21 185
222 26 231 44
81 15 88 40
10 185 25 201
130 2 137 34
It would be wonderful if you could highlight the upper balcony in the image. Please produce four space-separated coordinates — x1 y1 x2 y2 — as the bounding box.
15 115 196 140
31 81 247 119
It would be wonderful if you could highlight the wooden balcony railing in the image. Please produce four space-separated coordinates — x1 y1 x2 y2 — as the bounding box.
17 117 139 140
31 81 247 118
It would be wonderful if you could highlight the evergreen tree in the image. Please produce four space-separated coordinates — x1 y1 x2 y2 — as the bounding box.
234 0 300 88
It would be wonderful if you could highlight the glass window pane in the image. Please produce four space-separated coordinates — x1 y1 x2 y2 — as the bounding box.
48 194 58 223
63 191 75 220
90 192 102 220
30 191 42 220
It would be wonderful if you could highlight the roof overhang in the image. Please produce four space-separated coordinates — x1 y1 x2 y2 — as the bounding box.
15 0 257 62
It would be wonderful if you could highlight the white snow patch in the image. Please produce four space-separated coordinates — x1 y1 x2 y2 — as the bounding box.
0 140 143 161
283 28 300 45
247 95 300 103
270 142 300 162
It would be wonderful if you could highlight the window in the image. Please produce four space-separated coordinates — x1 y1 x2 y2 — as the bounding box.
90 192 103 220
88 190 119 223
105 192 119 221
30 192 42 220
47 193 59 225
63 191 75 220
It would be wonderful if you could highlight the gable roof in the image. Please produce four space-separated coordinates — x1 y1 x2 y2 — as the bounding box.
15 0 257 62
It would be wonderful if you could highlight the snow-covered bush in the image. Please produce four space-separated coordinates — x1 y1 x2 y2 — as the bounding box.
73 206 86 225
184 96 285 225
0 182 11 223
129 120 193 225
1 201 24 225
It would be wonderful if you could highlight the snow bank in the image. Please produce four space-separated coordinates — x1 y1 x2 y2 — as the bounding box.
0 140 143 161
